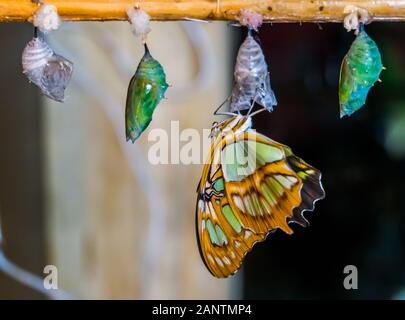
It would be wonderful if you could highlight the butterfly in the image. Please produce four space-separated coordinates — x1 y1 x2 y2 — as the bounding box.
196 111 325 278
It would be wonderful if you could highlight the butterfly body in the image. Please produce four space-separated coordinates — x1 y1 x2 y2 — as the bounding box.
196 115 324 278
339 29 382 117
126 44 168 142
230 33 277 113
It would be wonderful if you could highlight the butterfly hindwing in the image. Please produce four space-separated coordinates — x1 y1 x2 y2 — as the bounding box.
285 153 325 226
221 132 305 235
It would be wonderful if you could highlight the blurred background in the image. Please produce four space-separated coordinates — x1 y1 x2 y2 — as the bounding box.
0 20 404 299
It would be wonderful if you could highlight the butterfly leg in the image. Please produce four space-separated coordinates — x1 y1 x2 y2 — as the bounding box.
214 96 229 115
214 95 237 117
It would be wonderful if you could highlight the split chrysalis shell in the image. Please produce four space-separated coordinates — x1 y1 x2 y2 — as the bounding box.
22 37 73 102
125 44 168 143
230 31 277 113
339 29 383 117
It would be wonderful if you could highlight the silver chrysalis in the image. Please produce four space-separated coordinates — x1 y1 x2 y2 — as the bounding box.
22 34 73 102
230 30 277 113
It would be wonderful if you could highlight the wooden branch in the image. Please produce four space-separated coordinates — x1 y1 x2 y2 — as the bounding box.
0 0 405 22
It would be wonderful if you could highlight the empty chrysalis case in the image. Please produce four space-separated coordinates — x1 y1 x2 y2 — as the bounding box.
339 27 383 117
125 44 168 143
22 36 73 102
230 30 277 113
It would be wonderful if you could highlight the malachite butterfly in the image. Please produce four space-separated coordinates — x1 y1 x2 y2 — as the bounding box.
339 26 383 118
196 114 325 278
125 44 168 142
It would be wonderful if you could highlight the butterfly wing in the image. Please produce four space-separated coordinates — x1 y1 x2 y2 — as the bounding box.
284 150 325 226
223 132 325 234
196 130 324 278
196 165 266 278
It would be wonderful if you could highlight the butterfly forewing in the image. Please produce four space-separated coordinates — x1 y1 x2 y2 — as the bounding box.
196 166 266 277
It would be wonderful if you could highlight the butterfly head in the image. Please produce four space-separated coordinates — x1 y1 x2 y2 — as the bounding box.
210 115 252 139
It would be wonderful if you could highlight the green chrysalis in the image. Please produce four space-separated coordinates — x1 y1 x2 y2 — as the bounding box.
125 44 168 142
339 27 383 118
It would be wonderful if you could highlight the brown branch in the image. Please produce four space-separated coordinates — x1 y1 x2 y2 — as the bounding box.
0 0 405 22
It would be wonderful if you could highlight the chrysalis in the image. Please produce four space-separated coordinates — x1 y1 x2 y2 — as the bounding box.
339 26 383 117
22 35 73 102
125 44 168 143
230 30 277 113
